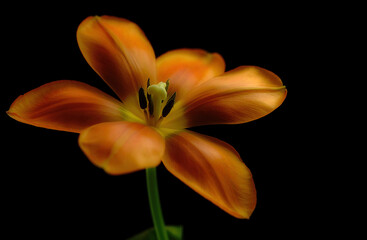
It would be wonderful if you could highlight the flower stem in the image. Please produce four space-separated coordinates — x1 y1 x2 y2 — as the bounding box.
146 167 169 240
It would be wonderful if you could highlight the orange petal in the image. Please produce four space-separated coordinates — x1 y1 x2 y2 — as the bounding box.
162 130 256 218
179 66 287 127
77 16 156 102
7 80 127 133
156 49 225 100
79 122 165 175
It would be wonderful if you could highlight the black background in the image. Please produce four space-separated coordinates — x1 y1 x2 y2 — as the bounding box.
1 2 339 239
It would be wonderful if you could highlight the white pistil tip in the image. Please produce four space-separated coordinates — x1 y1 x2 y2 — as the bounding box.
147 82 167 121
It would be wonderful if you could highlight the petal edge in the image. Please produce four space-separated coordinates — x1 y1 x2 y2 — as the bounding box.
180 66 287 127
162 130 256 218
156 48 225 100
79 122 165 175
7 80 126 133
77 16 156 101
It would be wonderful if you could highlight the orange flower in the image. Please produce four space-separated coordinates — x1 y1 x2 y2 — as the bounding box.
7 16 286 219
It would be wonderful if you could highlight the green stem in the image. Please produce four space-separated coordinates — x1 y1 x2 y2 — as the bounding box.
146 168 169 240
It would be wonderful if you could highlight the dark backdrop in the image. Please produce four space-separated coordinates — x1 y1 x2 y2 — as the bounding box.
1 2 330 239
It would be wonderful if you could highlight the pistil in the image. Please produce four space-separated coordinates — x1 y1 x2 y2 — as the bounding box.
147 82 167 122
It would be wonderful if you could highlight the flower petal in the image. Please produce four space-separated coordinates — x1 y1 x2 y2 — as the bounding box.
177 66 287 127
7 80 129 133
156 49 225 100
79 122 165 175
77 16 156 101
162 130 256 219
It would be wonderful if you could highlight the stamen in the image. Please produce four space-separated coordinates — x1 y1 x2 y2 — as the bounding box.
162 92 176 117
148 93 153 116
165 79 170 91
138 87 147 109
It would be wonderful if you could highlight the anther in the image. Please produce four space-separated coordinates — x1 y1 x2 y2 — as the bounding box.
165 79 170 91
148 93 153 115
162 92 176 117
138 87 147 109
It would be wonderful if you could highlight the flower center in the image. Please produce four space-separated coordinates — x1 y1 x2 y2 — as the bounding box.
138 79 176 127
147 82 167 121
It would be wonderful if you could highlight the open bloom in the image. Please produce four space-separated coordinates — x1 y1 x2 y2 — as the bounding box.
7 16 286 219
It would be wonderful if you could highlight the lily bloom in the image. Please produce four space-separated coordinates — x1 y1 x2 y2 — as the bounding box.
7 16 286 219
